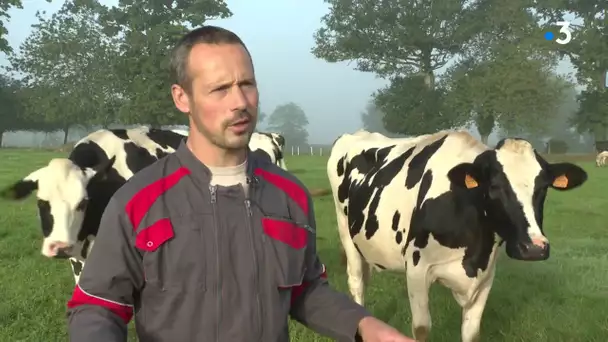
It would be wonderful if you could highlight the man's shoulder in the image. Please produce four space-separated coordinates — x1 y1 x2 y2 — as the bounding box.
111 153 183 207
253 160 314 216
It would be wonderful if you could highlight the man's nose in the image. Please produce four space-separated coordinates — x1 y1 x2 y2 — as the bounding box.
230 86 248 110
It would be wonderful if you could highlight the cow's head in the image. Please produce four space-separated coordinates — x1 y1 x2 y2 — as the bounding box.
447 138 587 261
0 157 115 258
270 133 285 148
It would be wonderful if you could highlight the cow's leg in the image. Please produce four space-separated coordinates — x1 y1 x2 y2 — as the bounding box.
406 264 432 342
69 258 85 284
457 271 496 342
336 206 369 305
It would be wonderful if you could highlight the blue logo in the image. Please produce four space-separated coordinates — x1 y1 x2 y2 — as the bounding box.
544 32 555 41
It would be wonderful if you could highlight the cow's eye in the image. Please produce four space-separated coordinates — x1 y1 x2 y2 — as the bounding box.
76 198 89 211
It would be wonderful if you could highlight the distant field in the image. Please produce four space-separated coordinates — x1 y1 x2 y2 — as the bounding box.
0 149 607 341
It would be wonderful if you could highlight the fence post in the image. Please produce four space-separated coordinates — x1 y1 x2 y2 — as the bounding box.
291 146 294 155
310 146 313 155
297 146 300 155
319 147 322 156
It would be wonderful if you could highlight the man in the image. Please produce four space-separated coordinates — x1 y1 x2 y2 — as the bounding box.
66 25 414 342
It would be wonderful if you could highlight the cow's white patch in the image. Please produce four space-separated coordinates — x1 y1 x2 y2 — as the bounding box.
495 140 547 244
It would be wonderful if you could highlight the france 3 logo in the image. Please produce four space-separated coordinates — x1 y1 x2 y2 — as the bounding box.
544 21 572 45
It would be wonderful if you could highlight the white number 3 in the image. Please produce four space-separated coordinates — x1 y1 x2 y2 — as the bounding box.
555 21 572 45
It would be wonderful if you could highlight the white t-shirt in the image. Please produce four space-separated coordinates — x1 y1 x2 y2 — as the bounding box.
208 160 248 197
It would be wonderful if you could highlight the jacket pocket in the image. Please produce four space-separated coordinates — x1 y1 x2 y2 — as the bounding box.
261 216 309 288
136 215 209 291
135 218 174 252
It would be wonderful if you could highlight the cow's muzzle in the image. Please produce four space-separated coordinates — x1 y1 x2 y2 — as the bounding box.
506 240 550 261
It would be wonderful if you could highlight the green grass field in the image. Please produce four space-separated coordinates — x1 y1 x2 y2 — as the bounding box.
1 149 607 341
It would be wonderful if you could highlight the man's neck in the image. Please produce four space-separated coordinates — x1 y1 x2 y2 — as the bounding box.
186 133 247 168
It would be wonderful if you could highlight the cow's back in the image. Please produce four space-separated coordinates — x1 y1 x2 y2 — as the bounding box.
328 130 488 271
70 127 185 180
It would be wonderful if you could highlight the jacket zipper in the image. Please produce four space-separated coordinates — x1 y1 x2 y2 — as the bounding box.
245 178 263 341
209 185 220 342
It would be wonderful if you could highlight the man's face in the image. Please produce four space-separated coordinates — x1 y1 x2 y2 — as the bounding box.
172 43 259 150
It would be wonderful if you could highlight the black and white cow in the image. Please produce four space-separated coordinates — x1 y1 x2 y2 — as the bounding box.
251 131 287 169
0 127 287 283
327 129 588 342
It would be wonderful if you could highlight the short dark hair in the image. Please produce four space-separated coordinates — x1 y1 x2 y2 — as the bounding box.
169 25 251 92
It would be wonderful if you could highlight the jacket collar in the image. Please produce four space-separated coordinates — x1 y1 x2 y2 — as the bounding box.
175 139 260 182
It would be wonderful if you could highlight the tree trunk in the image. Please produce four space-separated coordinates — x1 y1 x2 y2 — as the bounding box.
475 113 495 145
63 127 70 145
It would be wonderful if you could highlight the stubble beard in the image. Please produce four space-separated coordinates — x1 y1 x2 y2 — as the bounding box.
191 111 255 151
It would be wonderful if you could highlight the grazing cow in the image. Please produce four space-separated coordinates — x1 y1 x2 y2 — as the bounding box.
327 130 587 342
251 131 287 169
596 151 608 167
0 127 287 283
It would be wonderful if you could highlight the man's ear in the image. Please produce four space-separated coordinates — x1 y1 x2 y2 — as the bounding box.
548 162 588 191
447 162 484 190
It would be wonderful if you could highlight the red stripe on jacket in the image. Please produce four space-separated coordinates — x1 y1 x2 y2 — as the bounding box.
125 167 190 229
67 285 133 324
254 168 309 215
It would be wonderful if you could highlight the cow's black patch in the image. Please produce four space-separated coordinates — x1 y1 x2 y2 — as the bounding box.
336 156 345 177
412 250 420 266
155 148 170 159
391 211 400 231
407 155 496 277
81 238 92 259
395 231 403 244
145 129 185 150
338 145 410 239
37 199 53 237
70 259 84 276
111 129 129 140
405 135 447 189
124 142 160 173
70 142 128 241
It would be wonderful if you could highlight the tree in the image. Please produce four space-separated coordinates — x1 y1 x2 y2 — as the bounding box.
8 1 120 143
441 0 567 143
360 99 390 135
95 0 231 127
563 5 608 141
312 0 485 133
0 74 28 146
572 90 608 140
267 102 309 146
374 76 462 135
444 57 568 143
0 0 52 54
312 0 480 88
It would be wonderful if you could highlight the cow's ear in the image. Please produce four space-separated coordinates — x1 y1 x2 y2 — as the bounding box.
0 167 45 200
447 162 484 190
548 162 587 191
85 156 116 181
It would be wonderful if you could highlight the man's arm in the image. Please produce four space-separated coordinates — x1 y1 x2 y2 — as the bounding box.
66 197 144 342
289 194 371 342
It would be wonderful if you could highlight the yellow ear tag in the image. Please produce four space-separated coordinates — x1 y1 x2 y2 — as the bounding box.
553 175 568 188
465 174 478 189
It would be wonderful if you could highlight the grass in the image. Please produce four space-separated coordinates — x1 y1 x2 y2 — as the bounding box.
0 149 607 341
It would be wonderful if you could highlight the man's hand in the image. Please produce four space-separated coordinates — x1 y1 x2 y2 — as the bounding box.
357 316 415 342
